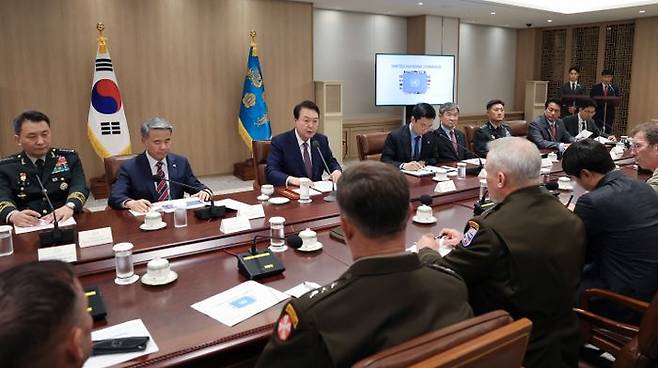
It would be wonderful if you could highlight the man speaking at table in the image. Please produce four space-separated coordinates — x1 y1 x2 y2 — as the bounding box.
417 137 586 368
265 100 341 187
108 117 210 212
256 161 472 367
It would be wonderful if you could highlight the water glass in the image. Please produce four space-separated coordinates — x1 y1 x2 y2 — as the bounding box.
113 242 138 285
457 163 467 179
269 216 287 252
0 225 13 257
299 178 312 203
174 204 188 228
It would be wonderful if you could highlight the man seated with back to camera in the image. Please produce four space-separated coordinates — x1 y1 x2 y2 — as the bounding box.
417 137 586 368
381 102 440 171
433 102 478 163
527 98 574 153
256 161 472 367
561 139 658 323
0 260 93 368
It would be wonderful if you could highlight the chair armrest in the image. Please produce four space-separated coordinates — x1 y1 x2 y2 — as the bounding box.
574 308 640 338
580 288 650 313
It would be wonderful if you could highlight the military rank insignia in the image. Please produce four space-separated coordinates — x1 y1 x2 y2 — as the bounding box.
52 156 70 174
462 220 480 247
276 304 299 342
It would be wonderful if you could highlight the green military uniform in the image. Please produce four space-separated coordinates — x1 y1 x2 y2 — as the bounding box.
0 148 89 222
256 253 473 367
419 186 586 368
473 121 513 157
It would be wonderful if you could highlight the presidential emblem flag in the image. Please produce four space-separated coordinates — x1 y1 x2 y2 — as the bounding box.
87 23 131 158
238 31 271 150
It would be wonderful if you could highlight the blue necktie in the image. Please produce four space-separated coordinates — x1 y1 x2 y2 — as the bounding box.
413 136 421 161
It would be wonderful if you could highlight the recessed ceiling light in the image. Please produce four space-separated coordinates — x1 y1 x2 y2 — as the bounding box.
480 0 657 15
547 19 553 22
490 11 496 15
418 2 423 5
639 9 647 13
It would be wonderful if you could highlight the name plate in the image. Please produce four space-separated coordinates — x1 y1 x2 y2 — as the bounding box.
78 227 114 248
434 180 456 193
38 243 77 263
237 204 265 220
220 216 252 234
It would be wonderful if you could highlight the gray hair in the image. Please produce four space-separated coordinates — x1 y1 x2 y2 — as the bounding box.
630 121 658 145
486 137 541 185
439 102 460 116
140 117 173 138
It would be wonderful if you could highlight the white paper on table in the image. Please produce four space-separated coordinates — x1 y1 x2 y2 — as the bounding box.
401 167 435 177
236 204 265 220
14 217 76 235
291 187 323 196
129 197 207 216
434 180 456 193
191 280 289 327
285 282 321 298
594 136 612 144
312 181 335 193
407 238 451 257
461 158 486 166
214 198 251 211
78 227 113 248
38 243 77 262
439 165 458 172
83 319 159 368
575 129 593 141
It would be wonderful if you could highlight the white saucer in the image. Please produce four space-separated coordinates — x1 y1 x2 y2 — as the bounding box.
139 222 167 231
141 271 178 286
115 274 139 285
297 242 323 252
412 215 437 224
433 177 450 182
257 194 270 201
447 171 458 177
268 197 290 205
558 184 574 191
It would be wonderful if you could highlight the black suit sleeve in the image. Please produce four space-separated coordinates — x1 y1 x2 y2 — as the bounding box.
182 159 207 195
381 132 402 168
108 164 132 209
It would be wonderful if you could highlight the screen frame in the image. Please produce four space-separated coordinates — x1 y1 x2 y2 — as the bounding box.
374 53 456 107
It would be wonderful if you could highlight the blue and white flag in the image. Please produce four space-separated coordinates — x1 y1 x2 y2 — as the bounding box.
238 32 271 150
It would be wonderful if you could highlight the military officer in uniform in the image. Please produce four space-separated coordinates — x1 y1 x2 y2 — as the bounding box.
418 137 586 368
473 99 512 158
0 111 88 227
256 161 472 367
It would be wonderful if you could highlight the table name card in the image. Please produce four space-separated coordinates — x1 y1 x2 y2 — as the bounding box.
38 243 77 263
435 180 456 193
237 204 265 220
219 216 252 234
78 227 114 248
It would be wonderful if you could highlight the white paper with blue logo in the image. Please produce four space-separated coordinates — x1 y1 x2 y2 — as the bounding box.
191 280 289 327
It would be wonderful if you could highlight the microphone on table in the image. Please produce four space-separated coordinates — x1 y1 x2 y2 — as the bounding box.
419 194 433 206
473 188 495 216
237 234 303 280
311 140 338 202
540 180 561 197
35 174 75 247
435 131 483 176
151 175 225 220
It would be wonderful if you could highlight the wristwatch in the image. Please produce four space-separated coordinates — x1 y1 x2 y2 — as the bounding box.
65 202 76 210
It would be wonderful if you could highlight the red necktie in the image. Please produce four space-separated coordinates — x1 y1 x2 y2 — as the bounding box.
155 161 169 202
604 84 608 96
550 124 557 139
450 130 459 154
302 142 312 179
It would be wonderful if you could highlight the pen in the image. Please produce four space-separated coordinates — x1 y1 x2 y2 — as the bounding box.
565 195 574 208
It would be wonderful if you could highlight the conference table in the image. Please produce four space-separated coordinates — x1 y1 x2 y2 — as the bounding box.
1 153 643 367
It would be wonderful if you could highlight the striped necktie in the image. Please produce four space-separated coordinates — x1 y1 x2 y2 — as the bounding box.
155 161 169 202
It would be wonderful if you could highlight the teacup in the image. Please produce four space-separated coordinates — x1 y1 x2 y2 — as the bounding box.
145 257 172 283
261 184 274 197
299 228 318 249
547 152 558 161
144 211 163 228
558 176 572 189
434 168 448 181
415 205 433 221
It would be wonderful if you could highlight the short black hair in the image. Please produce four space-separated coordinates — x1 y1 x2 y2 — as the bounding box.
336 161 410 239
569 66 580 74
601 69 614 76
545 98 562 109
411 103 436 121
486 99 505 111
562 139 615 177
577 98 597 110
0 261 80 367
12 110 50 135
293 100 320 120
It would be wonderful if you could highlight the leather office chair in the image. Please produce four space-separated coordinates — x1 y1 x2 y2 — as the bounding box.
252 140 271 189
356 132 388 161
576 289 657 368
352 310 532 368
507 120 528 137
103 154 137 194
462 125 477 152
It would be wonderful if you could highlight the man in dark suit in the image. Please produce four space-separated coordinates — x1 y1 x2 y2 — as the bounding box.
108 117 210 212
590 69 620 133
559 66 586 116
563 98 616 141
257 161 472 367
473 99 512 158
527 98 574 152
0 111 89 227
418 137 586 368
265 100 341 187
562 139 658 321
434 102 477 162
381 102 440 170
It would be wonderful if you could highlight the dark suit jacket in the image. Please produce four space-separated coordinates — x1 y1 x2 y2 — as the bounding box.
265 129 341 186
562 114 608 138
527 115 574 150
434 127 477 163
380 124 439 167
574 170 658 305
559 82 585 98
108 152 207 209
590 83 620 130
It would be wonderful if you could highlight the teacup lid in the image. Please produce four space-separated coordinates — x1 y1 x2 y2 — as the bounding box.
558 176 570 182
113 242 134 252
147 257 169 270
417 204 432 212
269 216 286 224
145 211 161 218
299 228 316 238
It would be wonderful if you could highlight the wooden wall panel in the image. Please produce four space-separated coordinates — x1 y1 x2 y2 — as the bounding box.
406 16 426 54
628 17 658 129
513 29 541 112
0 0 313 178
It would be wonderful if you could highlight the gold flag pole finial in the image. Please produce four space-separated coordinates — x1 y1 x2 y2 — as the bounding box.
249 30 257 55
96 22 108 53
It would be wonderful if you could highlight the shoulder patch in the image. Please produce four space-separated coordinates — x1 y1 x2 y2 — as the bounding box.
54 148 77 154
0 155 19 165
462 220 480 247
276 313 293 341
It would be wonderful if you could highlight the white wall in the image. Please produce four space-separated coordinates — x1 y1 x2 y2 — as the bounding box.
314 9 406 118
458 23 517 114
